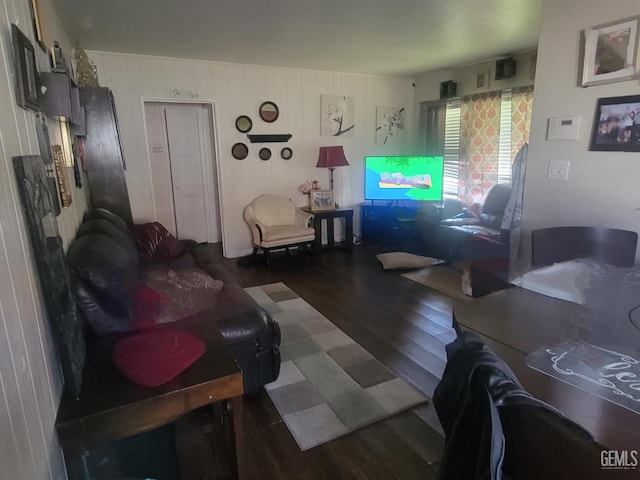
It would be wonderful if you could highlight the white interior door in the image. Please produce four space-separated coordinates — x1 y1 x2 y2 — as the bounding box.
163 105 220 242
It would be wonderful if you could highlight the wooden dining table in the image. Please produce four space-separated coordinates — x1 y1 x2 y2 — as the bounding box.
453 286 640 454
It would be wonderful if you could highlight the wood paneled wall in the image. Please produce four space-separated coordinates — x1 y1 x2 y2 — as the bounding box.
89 51 415 257
0 0 89 478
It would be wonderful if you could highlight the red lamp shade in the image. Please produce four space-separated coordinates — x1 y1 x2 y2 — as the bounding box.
316 146 350 169
317 146 349 191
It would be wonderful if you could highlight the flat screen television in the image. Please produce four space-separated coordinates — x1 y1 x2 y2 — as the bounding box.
364 155 444 202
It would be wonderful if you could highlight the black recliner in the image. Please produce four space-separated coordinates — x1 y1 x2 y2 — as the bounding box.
436 182 512 261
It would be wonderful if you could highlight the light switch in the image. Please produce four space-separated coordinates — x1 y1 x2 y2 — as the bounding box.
547 116 581 141
547 160 570 181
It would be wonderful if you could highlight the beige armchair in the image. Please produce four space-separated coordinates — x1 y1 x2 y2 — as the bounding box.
243 194 315 266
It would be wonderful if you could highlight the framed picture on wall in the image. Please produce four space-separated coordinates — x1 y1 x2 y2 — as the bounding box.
29 0 46 51
11 24 40 111
589 94 640 152
581 16 640 87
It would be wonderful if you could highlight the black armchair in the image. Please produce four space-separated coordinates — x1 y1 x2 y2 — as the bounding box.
432 183 513 297
435 182 512 261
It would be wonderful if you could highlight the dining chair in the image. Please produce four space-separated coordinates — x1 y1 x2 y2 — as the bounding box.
499 404 632 479
531 226 638 267
433 331 634 480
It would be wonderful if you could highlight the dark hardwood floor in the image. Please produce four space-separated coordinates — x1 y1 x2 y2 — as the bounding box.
193 243 465 480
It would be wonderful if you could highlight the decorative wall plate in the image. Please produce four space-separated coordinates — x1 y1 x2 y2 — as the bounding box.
281 147 293 160
259 147 272 161
235 115 253 133
231 142 249 160
259 101 279 123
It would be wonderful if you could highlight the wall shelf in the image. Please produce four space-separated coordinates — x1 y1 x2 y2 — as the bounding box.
247 134 292 143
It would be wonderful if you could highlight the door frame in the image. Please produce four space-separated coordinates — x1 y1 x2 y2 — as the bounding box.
140 97 227 255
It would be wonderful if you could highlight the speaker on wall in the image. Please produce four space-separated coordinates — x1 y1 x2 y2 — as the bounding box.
439 80 457 99
495 58 517 80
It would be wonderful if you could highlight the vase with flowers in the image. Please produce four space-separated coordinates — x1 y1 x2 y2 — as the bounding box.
298 180 321 194
298 180 321 209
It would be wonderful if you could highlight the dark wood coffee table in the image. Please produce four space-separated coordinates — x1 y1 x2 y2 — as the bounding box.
56 311 245 479
453 287 640 453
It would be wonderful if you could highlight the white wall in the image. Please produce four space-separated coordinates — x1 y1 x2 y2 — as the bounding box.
0 0 89 477
414 50 538 103
87 51 415 257
520 0 640 269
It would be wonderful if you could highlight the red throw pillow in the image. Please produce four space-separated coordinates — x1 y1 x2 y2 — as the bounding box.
157 234 187 259
130 222 187 261
112 328 205 387
129 284 170 331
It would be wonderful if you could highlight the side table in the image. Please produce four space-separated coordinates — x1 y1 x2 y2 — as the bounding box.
302 207 353 255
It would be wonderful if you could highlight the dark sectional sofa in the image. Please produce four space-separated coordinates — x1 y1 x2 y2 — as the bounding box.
66 207 281 394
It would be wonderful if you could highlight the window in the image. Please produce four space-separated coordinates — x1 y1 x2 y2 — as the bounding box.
423 86 533 205
497 90 513 185
443 98 461 199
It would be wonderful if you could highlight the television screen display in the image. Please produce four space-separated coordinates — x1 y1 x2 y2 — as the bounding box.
364 156 444 201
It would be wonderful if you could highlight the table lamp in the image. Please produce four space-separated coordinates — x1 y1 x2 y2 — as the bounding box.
316 146 349 192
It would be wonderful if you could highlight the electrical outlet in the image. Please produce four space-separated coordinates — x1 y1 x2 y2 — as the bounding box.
547 160 570 181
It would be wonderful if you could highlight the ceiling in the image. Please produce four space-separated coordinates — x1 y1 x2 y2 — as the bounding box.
50 0 542 77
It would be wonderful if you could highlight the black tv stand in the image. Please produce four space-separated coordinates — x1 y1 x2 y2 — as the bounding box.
360 202 424 252
365 199 422 207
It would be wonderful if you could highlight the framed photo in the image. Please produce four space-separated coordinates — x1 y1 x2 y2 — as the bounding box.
589 94 640 152
582 16 640 87
51 145 73 207
309 190 335 211
11 24 40 111
29 0 46 51
35 115 52 164
529 53 538 81
475 68 490 90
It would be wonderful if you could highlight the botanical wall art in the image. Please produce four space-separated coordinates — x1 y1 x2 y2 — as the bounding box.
376 106 406 144
582 16 640 87
321 94 354 136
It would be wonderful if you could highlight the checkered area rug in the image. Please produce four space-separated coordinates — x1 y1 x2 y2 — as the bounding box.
244 283 428 451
